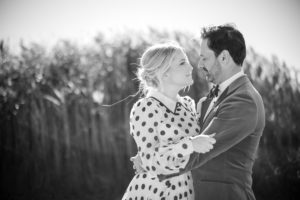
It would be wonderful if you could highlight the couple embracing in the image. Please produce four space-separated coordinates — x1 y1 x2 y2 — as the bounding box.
122 24 265 200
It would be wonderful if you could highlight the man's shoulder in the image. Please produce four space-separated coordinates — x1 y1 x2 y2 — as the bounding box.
220 81 259 108
229 76 262 99
242 80 264 104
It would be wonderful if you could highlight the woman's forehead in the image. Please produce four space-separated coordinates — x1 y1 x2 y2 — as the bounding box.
173 50 187 61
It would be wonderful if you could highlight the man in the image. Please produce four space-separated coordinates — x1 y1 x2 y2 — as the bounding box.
132 24 265 199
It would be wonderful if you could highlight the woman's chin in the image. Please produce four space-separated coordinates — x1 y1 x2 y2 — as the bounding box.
185 80 194 87
189 79 194 85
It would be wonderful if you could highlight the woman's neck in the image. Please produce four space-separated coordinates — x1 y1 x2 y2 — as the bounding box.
158 86 179 102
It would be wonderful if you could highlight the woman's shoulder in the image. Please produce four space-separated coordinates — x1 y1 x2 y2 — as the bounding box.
130 97 163 119
179 95 195 106
178 95 196 112
131 97 162 113
133 97 159 107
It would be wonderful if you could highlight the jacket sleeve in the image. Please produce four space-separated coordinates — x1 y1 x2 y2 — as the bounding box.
158 92 258 179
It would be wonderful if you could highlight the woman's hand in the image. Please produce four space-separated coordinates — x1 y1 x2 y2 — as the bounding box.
191 133 216 153
130 154 145 174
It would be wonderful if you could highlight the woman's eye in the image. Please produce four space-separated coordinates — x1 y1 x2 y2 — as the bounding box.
180 61 186 65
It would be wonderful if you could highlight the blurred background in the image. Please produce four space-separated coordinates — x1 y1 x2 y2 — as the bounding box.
0 0 300 199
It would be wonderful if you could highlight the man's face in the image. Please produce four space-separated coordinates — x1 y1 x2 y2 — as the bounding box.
198 39 222 84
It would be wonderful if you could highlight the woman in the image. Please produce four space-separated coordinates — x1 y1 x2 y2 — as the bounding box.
122 42 215 200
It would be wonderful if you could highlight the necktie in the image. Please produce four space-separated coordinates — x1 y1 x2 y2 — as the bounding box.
202 84 219 121
207 84 220 99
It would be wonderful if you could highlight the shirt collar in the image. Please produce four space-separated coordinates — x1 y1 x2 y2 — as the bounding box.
218 70 244 96
147 89 181 112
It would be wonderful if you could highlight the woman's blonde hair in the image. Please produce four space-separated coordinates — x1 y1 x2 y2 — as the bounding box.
137 41 184 95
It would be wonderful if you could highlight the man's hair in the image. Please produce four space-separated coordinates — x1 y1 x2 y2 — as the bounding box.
201 24 246 66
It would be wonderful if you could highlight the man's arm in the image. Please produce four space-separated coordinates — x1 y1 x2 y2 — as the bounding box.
158 92 258 180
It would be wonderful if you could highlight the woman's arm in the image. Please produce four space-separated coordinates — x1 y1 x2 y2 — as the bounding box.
130 97 215 175
130 98 194 174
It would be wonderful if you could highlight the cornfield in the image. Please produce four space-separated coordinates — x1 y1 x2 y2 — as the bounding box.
1 29 299 200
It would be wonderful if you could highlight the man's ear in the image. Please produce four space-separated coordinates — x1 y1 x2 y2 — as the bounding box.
218 50 231 65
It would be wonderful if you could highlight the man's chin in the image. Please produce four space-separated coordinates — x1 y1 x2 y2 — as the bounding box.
206 76 212 82
206 77 216 84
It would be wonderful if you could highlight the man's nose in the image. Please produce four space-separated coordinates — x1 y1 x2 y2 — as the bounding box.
197 63 208 73
197 60 204 69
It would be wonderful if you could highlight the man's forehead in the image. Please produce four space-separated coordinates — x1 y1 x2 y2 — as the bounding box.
199 48 209 56
200 39 209 48
200 42 214 55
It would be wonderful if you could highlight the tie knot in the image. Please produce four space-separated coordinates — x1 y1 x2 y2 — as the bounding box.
208 84 219 98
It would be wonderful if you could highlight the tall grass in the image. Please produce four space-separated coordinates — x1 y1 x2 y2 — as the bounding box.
0 29 299 200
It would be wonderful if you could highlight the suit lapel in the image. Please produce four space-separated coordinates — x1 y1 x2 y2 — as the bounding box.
201 75 250 130
198 98 213 128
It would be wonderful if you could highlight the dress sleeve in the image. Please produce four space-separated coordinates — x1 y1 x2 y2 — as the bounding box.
130 98 194 175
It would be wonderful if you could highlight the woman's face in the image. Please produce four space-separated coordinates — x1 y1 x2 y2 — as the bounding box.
163 50 193 88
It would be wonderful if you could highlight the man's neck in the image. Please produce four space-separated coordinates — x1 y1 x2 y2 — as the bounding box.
217 67 242 85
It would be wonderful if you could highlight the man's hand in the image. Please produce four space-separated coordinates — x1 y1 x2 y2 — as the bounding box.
130 154 145 174
191 133 216 153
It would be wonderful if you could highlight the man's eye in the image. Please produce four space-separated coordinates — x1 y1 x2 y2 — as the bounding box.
180 61 186 65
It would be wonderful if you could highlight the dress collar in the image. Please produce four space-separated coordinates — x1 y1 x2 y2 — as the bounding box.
147 89 181 112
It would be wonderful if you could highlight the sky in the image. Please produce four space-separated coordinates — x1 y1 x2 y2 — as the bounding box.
1 0 300 70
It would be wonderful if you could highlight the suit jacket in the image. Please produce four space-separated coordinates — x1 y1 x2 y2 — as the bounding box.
159 75 265 200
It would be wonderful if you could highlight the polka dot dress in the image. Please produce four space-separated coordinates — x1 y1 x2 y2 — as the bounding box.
122 91 200 200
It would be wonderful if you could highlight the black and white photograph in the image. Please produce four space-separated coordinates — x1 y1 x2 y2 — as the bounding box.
1 0 299 199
